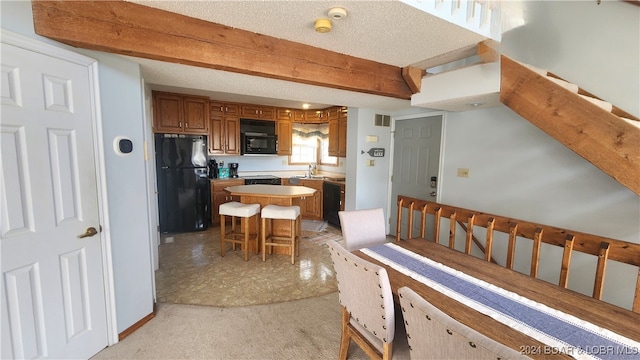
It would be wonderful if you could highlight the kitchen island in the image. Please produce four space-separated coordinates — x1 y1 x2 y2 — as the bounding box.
225 184 316 254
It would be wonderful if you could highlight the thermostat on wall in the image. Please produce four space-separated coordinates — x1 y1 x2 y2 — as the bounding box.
113 136 133 156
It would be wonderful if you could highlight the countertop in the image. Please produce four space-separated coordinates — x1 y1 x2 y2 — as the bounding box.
225 184 316 197
209 172 346 184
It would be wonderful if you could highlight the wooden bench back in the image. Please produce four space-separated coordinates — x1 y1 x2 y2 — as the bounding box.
395 195 640 313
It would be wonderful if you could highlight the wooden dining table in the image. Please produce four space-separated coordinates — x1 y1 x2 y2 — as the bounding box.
355 238 640 359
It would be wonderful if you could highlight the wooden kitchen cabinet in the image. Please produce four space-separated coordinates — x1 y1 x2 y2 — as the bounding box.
293 110 306 122
152 91 209 134
280 178 323 220
276 118 292 156
328 107 348 157
325 106 341 121
276 108 294 121
300 179 323 220
303 109 325 123
338 111 348 157
328 118 339 156
209 102 240 155
210 178 245 225
240 104 275 120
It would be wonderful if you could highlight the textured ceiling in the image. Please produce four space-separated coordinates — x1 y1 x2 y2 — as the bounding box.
126 0 488 111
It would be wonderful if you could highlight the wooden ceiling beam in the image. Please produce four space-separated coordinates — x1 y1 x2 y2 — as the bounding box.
500 55 640 196
401 66 426 94
31 0 413 100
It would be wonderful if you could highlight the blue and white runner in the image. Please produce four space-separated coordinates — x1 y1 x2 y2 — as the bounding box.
361 243 640 360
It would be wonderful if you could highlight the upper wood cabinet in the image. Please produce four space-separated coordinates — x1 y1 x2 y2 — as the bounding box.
338 112 348 157
152 91 209 134
276 108 294 121
325 106 341 121
210 102 240 155
303 109 325 123
293 110 306 122
240 104 275 120
328 107 348 157
276 118 292 156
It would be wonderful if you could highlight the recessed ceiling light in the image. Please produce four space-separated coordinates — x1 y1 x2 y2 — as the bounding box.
467 102 484 107
302 103 310 109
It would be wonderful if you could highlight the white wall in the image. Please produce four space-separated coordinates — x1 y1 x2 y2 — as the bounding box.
436 0 639 309
344 108 394 211
501 0 639 116
1 0 155 333
86 52 154 332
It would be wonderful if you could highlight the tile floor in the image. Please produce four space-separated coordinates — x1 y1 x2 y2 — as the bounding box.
155 223 343 307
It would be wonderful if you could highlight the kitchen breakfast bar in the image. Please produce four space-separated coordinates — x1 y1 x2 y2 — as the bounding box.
224 184 316 254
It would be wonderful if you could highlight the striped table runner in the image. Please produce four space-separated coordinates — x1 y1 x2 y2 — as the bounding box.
361 243 640 360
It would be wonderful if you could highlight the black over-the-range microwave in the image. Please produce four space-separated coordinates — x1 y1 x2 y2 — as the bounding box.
241 132 278 155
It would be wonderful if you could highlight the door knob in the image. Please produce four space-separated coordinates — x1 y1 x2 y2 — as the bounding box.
78 227 98 239
429 191 436 197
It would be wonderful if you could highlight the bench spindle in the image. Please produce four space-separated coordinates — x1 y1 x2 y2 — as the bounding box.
506 223 518 270
485 218 495 262
559 235 575 288
433 207 442 244
449 211 457 249
465 214 475 255
593 241 610 300
530 228 543 278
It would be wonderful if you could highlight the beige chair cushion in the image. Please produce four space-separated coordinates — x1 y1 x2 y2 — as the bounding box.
338 208 388 251
261 204 300 220
219 202 260 217
327 240 395 352
398 286 530 360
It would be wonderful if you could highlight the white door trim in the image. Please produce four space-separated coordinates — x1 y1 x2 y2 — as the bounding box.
386 110 447 230
1 29 118 345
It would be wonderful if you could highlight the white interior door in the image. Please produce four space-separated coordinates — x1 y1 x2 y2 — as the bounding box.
390 114 443 239
1 36 109 359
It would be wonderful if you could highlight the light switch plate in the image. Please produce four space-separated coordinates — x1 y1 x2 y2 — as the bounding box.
457 168 470 177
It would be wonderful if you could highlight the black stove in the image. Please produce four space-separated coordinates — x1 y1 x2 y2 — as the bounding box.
242 175 282 185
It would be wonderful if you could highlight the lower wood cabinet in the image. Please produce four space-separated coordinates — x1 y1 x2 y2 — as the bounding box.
210 178 245 225
281 179 323 220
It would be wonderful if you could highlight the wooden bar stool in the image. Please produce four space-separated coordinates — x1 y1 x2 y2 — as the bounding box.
219 202 260 261
261 204 301 264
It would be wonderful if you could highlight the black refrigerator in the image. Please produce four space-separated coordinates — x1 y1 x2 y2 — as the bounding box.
155 134 210 233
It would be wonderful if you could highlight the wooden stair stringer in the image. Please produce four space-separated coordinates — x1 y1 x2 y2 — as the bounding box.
500 55 640 196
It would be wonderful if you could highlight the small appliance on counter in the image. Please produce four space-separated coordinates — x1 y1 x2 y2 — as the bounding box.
229 163 239 178
218 167 229 178
208 159 218 179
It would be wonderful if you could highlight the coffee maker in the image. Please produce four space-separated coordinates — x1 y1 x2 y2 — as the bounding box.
229 163 239 178
208 159 218 179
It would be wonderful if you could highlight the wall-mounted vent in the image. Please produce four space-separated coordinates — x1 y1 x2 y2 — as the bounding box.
375 114 391 127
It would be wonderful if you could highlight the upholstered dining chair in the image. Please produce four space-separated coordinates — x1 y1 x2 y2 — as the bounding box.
398 286 530 360
327 240 395 360
338 208 388 251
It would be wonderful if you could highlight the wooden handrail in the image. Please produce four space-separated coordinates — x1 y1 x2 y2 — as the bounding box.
395 195 640 313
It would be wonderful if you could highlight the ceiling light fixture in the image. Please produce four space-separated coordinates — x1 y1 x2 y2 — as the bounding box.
328 7 347 20
314 18 332 33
